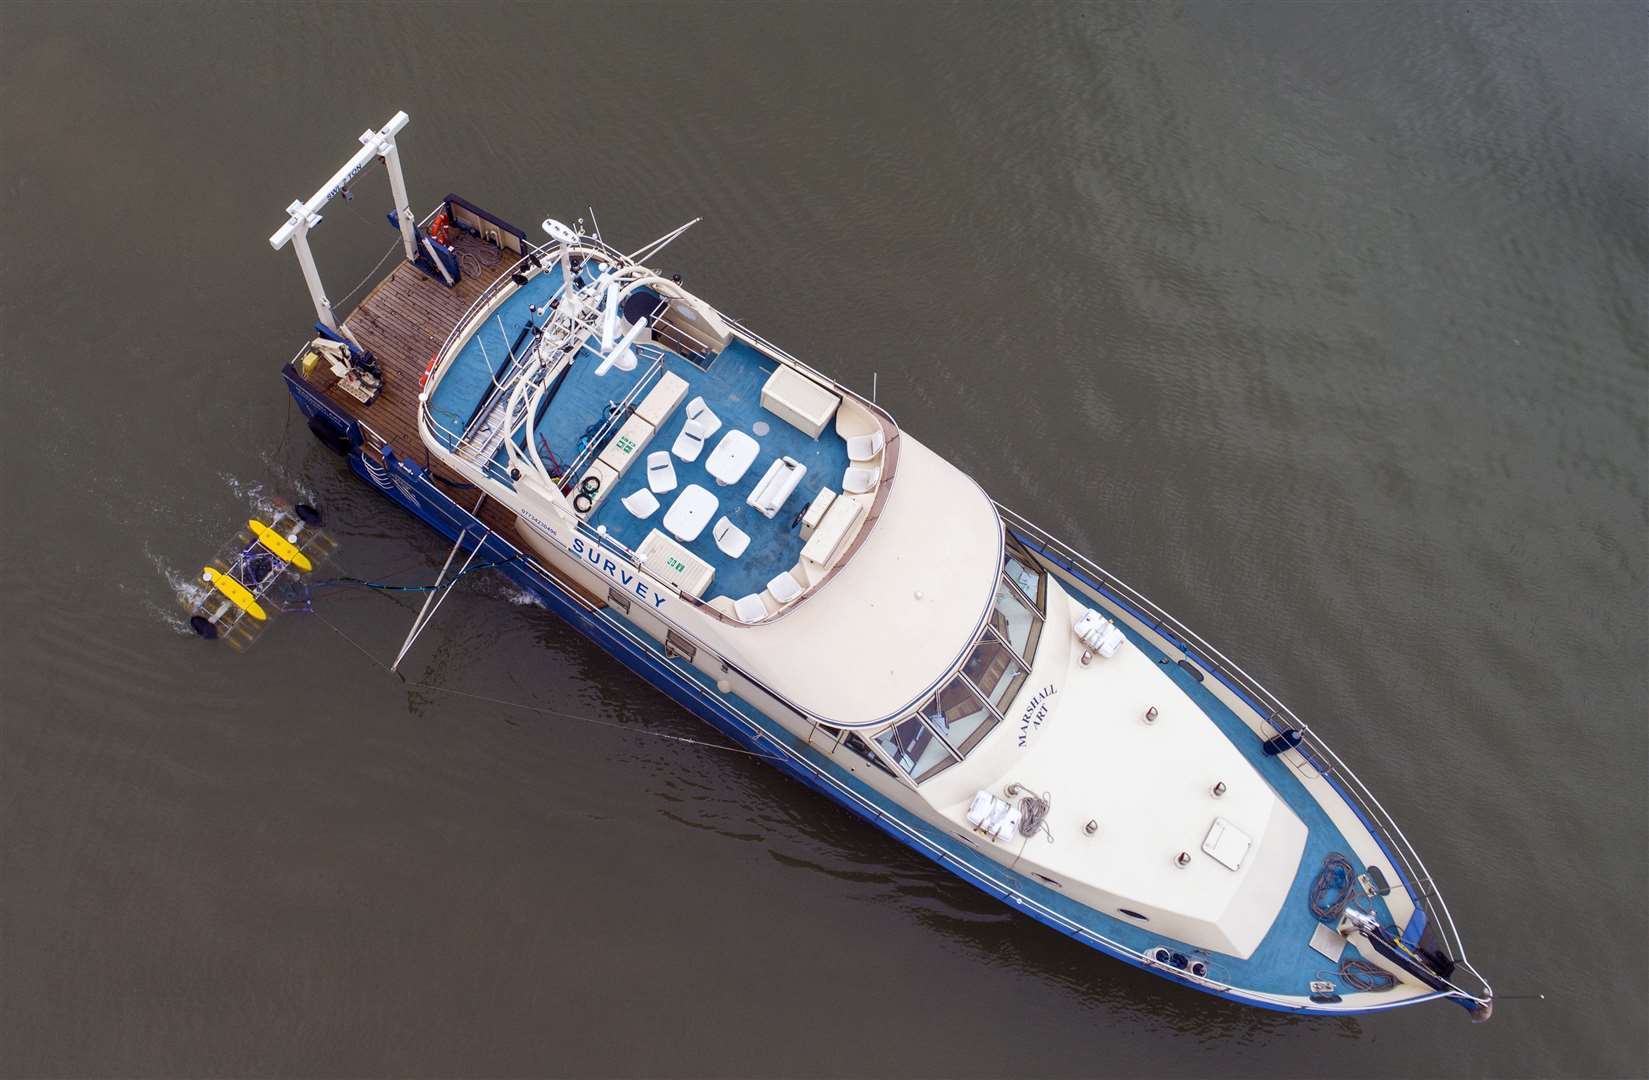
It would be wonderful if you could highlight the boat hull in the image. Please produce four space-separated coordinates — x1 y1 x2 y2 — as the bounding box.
284 366 1463 1017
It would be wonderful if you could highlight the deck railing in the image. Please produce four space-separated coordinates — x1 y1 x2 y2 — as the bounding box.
996 503 1492 1007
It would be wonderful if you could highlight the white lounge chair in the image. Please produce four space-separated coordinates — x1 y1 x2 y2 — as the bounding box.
842 464 879 494
621 488 660 519
846 429 885 462
646 451 677 494
672 418 709 462
712 517 750 559
745 456 807 518
733 593 770 623
685 396 722 439
767 569 804 605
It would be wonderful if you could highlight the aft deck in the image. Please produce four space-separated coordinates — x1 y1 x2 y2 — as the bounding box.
424 261 860 603
577 341 850 600
292 229 577 558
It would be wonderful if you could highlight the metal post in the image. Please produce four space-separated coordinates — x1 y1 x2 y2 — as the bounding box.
377 135 417 263
286 214 337 333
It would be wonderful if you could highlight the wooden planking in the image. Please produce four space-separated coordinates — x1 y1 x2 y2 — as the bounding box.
291 228 600 600
301 230 517 454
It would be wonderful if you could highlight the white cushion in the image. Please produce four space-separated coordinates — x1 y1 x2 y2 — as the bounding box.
634 371 689 429
767 569 804 604
645 451 677 494
685 396 722 439
621 489 659 518
733 593 769 623
846 429 885 462
842 465 879 494
672 418 708 462
745 456 807 518
713 516 750 559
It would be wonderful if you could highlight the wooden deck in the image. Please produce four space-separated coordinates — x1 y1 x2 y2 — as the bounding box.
318 230 513 453
298 229 576 566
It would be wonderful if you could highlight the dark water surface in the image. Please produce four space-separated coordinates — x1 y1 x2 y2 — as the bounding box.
2 3 1645 1077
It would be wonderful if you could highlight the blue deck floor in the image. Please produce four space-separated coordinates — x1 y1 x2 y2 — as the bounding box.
425 261 574 451
569 338 850 601
424 267 853 600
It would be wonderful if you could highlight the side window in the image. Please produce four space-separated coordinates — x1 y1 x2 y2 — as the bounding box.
1003 534 1047 613
990 576 1042 663
842 733 898 779
664 629 696 663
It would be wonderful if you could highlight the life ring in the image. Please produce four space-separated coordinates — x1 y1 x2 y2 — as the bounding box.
580 475 603 496
429 211 452 246
573 492 594 515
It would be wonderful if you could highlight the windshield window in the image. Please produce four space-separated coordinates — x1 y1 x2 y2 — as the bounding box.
964 633 1025 712
873 714 957 782
867 544 1052 783
924 676 998 755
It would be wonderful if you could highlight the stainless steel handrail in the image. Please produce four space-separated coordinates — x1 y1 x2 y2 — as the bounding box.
996 503 1491 1004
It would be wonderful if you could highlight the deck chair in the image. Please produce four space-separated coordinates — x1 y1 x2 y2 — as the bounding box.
846 429 885 462
767 569 804 605
685 396 722 439
621 489 660 519
672 418 709 462
842 465 879 494
713 516 750 559
646 451 677 494
733 593 770 623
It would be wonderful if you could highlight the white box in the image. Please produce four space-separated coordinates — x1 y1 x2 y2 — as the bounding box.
761 366 839 439
596 414 656 478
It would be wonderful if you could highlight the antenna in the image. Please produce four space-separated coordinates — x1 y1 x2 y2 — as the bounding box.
626 217 701 265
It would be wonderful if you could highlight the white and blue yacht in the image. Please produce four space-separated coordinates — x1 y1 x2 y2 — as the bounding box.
273 113 1492 1020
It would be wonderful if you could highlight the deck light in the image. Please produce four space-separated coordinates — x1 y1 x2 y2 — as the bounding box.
1175 851 1192 868
1144 705 1159 724
1211 781 1227 798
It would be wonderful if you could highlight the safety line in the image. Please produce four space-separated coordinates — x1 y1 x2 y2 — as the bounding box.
309 608 780 761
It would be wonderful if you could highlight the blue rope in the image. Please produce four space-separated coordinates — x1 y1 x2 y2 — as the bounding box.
1309 852 1357 921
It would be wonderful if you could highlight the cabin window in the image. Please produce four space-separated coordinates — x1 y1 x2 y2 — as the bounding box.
912 675 1000 759
812 722 845 751
990 574 1043 665
965 632 1027 713
842 733 899 779
873 714 959 783
606 587 632 613
1003 534 1047 614
664 629 696 663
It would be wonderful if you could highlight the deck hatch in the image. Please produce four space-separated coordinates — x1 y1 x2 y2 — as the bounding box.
1202 817 1253 871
